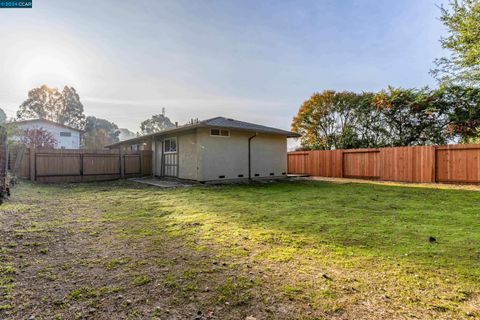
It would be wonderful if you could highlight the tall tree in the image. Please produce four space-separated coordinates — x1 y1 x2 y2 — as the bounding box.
58 86 86 129
20 128 57 149
439 85 480 142
292 91 369 150
351 93 389 147
0 108 6 124
431 0 480 86
83 116 120 149
17 85 86 129
291 87 477 150
140 109 174 135
372 87 451 146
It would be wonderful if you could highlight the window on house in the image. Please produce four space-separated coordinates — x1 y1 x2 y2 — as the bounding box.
164 137 177 153
60 132 71 137
210 129 229 137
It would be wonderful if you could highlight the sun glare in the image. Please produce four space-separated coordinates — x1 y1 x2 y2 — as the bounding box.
19 51 78 88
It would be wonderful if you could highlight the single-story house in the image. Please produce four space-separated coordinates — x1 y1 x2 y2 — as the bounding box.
106 116 299 182
9 119 83 149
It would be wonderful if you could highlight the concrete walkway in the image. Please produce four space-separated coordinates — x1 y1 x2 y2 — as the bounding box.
129 177 197 188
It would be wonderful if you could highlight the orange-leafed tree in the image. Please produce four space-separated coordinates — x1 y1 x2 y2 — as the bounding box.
291 90 374 150
20 128 57 149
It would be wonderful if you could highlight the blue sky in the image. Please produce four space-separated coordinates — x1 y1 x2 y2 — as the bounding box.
0 0 447 132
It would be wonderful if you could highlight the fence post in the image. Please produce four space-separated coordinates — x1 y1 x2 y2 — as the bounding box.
29 148 36 181
79 152 84 182
303 153 308 175
140 151 144 176
340 150 344 178
120 149 125 178
432 146 437 183
379 148 384 181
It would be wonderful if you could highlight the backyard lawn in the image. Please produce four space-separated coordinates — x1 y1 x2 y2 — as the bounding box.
0 179 479 319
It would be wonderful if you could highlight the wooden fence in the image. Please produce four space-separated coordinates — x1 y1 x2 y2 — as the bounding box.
9 148 152 183
0 127 7 199
288 144 480 184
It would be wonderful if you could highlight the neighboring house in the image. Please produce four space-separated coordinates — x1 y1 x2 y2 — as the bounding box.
106 116 299 182
10 119 83 149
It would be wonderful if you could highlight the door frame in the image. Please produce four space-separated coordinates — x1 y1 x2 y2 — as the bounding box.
154 139 163 177
162 137 179 177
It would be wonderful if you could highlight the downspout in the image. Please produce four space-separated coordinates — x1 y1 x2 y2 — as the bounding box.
248 133 258 180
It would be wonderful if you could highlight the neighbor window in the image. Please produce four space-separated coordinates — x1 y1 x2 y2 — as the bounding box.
210 129 229 137
60 132 71 137
164 137 177 153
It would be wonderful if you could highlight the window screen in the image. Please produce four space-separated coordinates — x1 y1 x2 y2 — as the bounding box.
211 129 229 137
164 138 177 153
60 132 71 137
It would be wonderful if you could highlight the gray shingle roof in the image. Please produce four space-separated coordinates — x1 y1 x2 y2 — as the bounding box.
201 117 298 137
106 116 299 148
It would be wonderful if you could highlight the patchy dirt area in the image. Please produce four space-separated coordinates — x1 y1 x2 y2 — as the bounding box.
0 180 479 319
0 182 303 320
0 185 262 319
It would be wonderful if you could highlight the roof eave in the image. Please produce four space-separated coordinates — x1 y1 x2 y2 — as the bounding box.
105 124 203 148
105 124 299 148
8 119 85 133
208 126 299 138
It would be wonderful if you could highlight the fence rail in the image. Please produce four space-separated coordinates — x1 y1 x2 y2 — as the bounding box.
9 148 152 183
288 144 480 184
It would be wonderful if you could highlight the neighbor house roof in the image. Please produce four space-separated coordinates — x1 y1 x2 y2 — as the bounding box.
9 119 84 133
106 116 299 148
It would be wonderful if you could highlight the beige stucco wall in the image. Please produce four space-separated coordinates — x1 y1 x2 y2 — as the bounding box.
250 134 287 178
149 129 198 179
196 128 287 181
114 127 287 181
178 131 199 180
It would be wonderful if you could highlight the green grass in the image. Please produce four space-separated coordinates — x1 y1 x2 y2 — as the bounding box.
93 179 480 317
1 179 479 319
66 286 120 302
93 180 479 278
132 275 152 286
